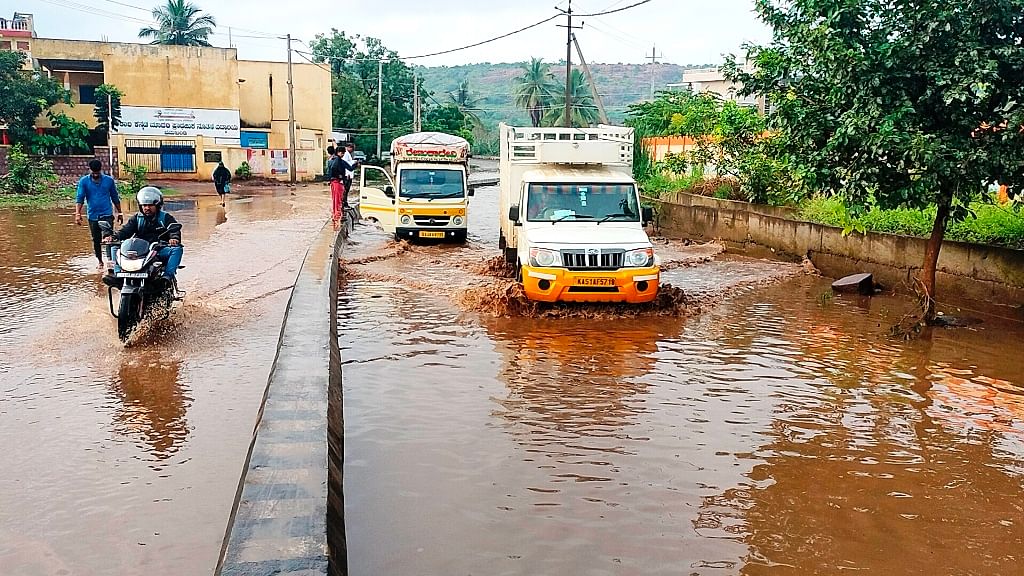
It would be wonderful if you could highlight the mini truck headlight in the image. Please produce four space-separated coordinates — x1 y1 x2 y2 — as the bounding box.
452 215 464 226
529 247 558 267
400 214 412 225
625 247 654 267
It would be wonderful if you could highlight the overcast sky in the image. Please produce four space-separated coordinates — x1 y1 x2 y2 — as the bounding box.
21 0 771 67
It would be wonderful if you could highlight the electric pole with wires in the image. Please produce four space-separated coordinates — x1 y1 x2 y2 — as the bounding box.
647 44 662 100
557 0 584 128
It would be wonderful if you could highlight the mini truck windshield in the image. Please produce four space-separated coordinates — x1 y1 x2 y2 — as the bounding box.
525 183 640 223
399 168 466 200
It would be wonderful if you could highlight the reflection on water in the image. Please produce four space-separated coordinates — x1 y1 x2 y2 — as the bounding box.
0 186 333 575
339 269 1024 575
109 358 191 462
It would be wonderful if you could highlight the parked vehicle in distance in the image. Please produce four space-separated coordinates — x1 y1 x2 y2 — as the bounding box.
353 150 367 163
498 123 659 303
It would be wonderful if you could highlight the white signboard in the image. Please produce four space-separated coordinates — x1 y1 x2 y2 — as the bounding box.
116 106 241 139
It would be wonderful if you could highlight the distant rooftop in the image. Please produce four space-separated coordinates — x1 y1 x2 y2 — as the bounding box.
0 12 34 37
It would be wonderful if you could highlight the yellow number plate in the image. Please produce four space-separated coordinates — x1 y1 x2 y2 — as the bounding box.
576 277 615 287
418 231 445 238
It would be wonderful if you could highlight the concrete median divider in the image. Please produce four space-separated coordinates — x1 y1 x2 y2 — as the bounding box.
216 205 359 576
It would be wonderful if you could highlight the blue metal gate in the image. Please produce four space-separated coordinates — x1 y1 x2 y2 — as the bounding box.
124 139 196 174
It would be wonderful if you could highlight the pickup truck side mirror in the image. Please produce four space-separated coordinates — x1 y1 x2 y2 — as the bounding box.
641 206 654 225
468 188 475 197
384 185 394 197
508 204 520 222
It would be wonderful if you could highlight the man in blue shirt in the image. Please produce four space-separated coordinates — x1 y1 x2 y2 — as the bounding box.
75 159 123 270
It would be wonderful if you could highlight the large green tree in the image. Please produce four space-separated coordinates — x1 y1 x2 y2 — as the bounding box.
0 51 68 145
138 0 216 47
513 57 559 127
727 0 1024 320
310 31 415 153
543 68 600 128
448 80 484 131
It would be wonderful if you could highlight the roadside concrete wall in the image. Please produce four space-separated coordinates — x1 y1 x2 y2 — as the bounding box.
217 207 357 576
653 192 1024 306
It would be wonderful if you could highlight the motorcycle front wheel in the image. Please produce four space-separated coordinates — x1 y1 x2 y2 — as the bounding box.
117 293 143 341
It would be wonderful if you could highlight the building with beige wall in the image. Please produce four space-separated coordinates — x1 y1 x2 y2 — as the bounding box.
672 63 772 116
20 36 330 181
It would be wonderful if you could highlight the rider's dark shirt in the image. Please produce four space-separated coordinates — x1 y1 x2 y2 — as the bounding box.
113 210 181 244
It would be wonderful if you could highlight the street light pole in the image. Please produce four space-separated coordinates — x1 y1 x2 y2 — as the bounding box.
376 59 383 159
287 33 297 184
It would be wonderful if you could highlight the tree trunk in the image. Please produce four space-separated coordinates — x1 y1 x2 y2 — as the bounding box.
919 189 953 321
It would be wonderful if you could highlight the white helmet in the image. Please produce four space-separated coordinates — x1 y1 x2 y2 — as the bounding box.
137 186 163 207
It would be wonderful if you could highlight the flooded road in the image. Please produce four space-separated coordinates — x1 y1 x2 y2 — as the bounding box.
0 184 331 575
338 180 1024 574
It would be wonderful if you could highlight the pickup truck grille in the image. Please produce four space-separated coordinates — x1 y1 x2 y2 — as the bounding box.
413 215 450 227
560 249 624 270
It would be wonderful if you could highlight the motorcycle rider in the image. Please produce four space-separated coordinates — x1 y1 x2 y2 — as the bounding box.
103 186 183 287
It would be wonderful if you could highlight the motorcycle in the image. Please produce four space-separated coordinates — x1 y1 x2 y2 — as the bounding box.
98 220 185 341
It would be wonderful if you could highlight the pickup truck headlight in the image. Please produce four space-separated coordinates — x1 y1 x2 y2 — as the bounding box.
452 215 464 227
625 248 654 267
529 247 559 267
400 214 412 225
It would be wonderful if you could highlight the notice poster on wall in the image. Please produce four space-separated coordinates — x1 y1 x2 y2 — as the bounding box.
270 150 289 175
116 106 241 139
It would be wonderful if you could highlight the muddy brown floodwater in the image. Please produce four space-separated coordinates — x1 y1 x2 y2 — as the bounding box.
338 180 1024 575
0 183 332 575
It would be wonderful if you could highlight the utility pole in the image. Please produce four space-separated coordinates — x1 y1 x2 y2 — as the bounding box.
107 92 114 171
573 33 608 125
413 73 421 132
286 34 297 184
228 27 233 48
556 0 583 128
376 59 383 159
647 44 662 100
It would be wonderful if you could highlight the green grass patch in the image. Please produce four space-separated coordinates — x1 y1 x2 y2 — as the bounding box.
799 196 1024 249
0 186 77 209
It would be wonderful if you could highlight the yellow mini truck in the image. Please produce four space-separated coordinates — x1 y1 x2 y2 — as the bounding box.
359 132 472 242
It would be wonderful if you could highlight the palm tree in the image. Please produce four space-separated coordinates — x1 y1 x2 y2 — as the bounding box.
138 0 217 47
513 58 558 127
543 69 600 128
448 79 484 131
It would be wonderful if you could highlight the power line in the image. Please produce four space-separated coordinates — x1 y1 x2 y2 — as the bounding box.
403 14 562 60
577 0 655 17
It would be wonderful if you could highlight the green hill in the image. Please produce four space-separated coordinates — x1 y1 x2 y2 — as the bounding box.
415 61 708 129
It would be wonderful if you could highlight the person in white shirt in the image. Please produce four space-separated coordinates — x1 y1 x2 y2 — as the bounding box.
342 143 357 207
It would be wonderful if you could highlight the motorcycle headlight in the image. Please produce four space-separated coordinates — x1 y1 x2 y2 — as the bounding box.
400 214 412 225
625 248 654 267
120 257 145 272
529 247 558 267
452 215 464 227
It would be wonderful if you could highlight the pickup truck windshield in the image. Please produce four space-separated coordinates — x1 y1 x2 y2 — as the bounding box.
399 168 466 200
525 183 640 222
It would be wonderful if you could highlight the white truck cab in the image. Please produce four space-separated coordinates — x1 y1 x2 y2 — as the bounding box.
499 123 658 303
359 132 472 242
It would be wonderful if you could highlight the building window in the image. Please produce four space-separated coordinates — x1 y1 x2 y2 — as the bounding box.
16 41 29 51
0 41 10 50
79 85 98 105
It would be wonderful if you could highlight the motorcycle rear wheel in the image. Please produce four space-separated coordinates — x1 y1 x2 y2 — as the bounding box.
117 293 143 341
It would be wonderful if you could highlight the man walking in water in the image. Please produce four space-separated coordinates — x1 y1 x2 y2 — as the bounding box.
74 159 123 271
